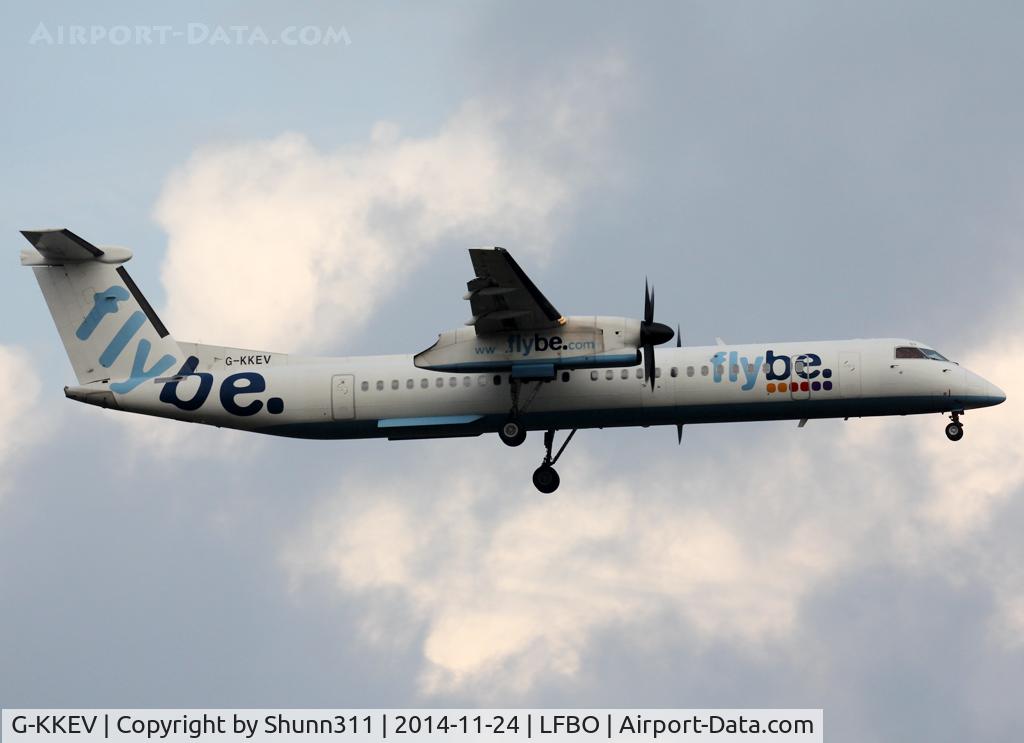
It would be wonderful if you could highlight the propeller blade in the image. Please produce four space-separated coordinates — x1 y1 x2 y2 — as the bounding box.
644 344 655 390
676 423 683 444
644 280 654 325
676 324 681 348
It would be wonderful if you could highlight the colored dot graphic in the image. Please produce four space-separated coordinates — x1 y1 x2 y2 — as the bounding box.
765 376 834 393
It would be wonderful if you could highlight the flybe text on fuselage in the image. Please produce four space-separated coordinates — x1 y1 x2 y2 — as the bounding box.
159 356 285 416
707 349 834 391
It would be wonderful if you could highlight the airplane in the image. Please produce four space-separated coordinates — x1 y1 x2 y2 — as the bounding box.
20 228 1006 493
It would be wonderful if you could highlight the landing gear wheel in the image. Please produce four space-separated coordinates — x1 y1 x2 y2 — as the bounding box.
532 464 560 493
499 419 527 447
945 422 964 441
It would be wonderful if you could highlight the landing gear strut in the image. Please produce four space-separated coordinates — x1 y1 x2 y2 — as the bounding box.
498 379 527 447
945 410 964 442
532 428 577 494
498 378 546 447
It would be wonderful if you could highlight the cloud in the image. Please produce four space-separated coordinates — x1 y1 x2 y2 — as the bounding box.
153 54 627 353
284 309 1022 699
0 345 43 497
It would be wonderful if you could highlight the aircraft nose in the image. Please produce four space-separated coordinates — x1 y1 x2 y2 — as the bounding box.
966 371 1006 408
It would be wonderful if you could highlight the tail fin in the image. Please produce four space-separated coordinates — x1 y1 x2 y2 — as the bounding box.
22 229 182 394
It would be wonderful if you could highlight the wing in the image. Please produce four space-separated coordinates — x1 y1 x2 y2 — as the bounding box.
465 248 565 334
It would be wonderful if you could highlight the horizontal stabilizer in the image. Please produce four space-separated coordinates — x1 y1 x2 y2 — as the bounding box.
20 228 133 266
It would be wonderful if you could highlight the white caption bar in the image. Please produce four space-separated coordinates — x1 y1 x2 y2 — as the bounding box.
2 710 822 743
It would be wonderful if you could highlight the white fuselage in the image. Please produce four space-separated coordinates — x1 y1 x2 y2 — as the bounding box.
71 337 1005 440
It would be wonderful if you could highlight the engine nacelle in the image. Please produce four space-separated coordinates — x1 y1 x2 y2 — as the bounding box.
414 316 642 375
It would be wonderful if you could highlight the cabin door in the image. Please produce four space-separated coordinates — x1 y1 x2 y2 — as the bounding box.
331 374 356 420
838 352 862 398
789 357 811 399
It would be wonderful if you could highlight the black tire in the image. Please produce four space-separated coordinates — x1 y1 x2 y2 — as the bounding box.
499 419 527 447
532 465 560 493
945 422 964 441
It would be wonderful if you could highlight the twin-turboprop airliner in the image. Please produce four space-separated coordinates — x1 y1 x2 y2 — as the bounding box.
21 229 1005 492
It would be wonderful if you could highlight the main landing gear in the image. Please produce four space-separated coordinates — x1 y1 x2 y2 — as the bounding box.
494 376 575 492
498 378 528 447
498 378 545 448
499 418 527 447
531 429 577 494
945 410 965 442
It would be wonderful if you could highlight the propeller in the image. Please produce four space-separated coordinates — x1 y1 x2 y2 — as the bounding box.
640 279 675 390
676 327 683 443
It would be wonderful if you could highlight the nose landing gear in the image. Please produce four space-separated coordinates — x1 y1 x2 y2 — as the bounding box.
532 428 577 493
945 410 965 442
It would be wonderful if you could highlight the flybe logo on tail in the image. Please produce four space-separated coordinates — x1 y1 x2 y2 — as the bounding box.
710 350 834 392
78 286 175 393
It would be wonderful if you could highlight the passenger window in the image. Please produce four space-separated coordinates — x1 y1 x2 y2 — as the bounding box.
420 379 428 389
763 363 770 373
715 364 724 377
561 371 570 382
463 376 471 387
361 381 369 392
605 369 614 380
493 375 502 386
435 378 444 388
591 370 598 381
406 379 414 389
747 363 755 374
701 365 709 376
376 381 384 391
391 380 399 390
895 346 926 359
730 364 739 376
794 360 804 374
636 368 643 379
686 366 694 377
655 367 662 378
478 375 487 386
621 368 629 380
670 367 678 377
449 377 457 387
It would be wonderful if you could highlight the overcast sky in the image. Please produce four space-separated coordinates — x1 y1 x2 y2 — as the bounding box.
1 3 1023 741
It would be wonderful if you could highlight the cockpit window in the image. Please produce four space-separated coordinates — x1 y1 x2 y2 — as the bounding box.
894 346 926 359
895 346 950 361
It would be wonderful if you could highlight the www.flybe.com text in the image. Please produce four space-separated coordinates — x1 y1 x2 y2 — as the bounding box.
474 334 599 356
